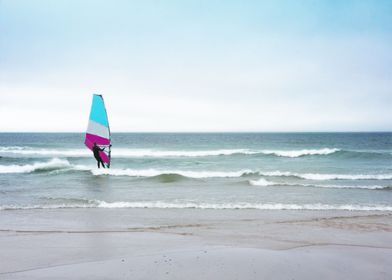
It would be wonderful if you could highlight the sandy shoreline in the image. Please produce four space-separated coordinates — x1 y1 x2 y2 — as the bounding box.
1 208 391 279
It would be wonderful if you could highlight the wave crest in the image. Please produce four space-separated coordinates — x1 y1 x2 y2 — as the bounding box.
0 158 71 174
249 179 391 190
0 146 343 158
2 159 390 182
91 168 251 178
293 173 392 180
248 178 276 186
89 167 392 181
257 171 392 180
2 200 392 211
261 148 340 158
0 147 254 158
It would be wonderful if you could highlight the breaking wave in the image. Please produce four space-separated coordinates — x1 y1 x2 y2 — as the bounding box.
113 147 341 158
0 146 360 158
0 158 71 174
248 178 277 186
249 171 392 180
260 148 340 158
91 168 250 178
116 148 257 157
1 159 391 182
248 178 391 190
289 173 392 180
0 146 89 157
91 168 392 181
0 147 255 157
2 200 392 211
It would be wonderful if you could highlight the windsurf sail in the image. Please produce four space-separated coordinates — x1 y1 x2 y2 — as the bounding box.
85 94 111 168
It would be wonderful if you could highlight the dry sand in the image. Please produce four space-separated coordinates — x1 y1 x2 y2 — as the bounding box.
0 208 391 279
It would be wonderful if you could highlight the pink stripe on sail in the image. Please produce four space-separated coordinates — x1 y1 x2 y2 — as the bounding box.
85 133 110 146
100 151 110 163
85 133 110 164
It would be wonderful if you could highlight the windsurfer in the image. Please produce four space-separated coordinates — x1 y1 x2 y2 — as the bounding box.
92 142 106 168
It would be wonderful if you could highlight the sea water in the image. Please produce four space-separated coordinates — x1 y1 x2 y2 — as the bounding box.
0 133 391 211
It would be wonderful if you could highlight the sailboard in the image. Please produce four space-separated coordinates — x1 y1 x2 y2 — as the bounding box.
85 94 111 168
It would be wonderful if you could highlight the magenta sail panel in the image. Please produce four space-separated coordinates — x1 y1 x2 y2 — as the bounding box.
85 133 110 146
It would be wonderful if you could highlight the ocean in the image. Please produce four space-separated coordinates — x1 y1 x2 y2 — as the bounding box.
0 133 391 211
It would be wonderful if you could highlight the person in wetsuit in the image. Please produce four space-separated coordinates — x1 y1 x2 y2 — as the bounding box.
92 142 106 168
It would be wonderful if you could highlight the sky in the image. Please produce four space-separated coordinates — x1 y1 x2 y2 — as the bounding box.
0 0 391 132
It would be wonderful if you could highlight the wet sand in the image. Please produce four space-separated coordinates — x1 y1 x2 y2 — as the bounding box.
1 208 392 279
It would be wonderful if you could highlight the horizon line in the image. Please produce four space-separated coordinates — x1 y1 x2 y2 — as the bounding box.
0 131 391 134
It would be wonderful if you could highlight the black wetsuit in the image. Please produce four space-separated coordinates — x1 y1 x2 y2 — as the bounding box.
93 145 105 168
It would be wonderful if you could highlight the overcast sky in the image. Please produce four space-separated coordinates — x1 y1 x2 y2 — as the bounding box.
0 0 391 132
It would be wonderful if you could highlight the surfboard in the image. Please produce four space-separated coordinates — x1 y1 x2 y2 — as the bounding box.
84 94 111 168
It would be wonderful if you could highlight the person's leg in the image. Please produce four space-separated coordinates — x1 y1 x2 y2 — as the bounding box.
101 159 106 168
95 156 100 168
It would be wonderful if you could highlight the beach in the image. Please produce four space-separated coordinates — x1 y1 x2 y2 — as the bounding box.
1 208 392 279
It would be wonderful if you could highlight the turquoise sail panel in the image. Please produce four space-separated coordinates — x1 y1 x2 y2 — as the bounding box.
89 94 109 126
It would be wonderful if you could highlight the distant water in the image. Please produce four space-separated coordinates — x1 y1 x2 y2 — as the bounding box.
0 133 391 211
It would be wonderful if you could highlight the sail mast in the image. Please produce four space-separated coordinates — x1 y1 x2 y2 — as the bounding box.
101 94 111 168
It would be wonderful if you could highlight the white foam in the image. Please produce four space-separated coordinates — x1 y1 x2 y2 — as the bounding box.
111 147 341 158
249 179 389 189
94 201 392 211
249 178 277 186
91 168 252 178
0 158 71 174
89 167 392 181
258 171 392 180
0 147 90 157
0 204 94 210
311 184 390 190
114 148 257 157
259 171 294 177
0 146 341 158
260 148 340 158
295 173 392 180
0 147 255 158
1 153 390 182
0 146 27 151
2 201 392 211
